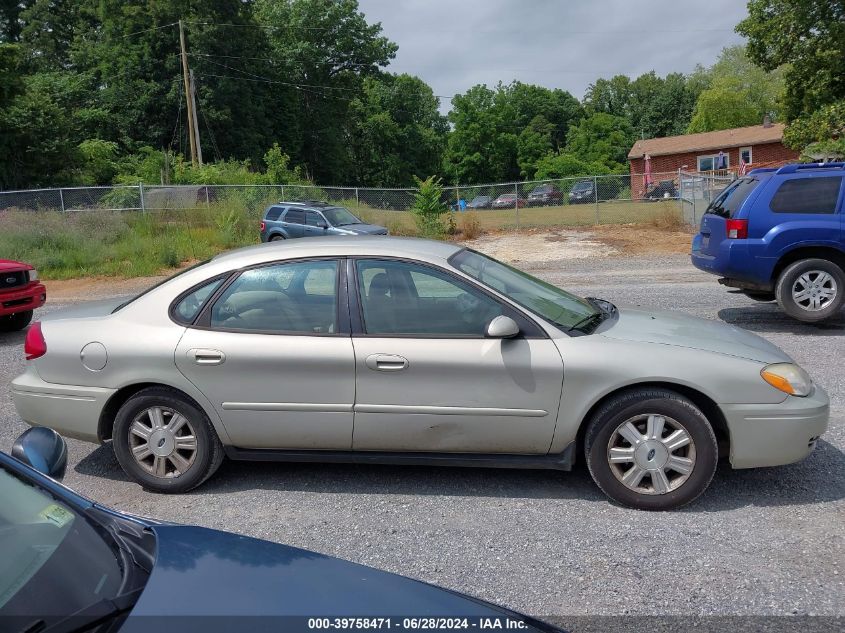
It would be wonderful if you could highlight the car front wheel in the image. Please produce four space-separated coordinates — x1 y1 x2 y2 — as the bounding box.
113 387 224 493
585 388 718 510
775 258 844 322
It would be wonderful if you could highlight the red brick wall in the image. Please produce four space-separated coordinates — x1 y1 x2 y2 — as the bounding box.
629 141 800 198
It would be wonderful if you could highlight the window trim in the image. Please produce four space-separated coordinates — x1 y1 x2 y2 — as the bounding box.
697 153 730 172
739 146 752 165
168 273 233 326
189 256 350 337
349 256 547 339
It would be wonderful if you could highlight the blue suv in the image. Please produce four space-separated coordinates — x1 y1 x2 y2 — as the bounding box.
260 201 388 242
691 162 844 322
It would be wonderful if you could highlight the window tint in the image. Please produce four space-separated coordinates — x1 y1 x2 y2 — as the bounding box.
210 260 338 334
265 206 284 221
305 211 325 227
705 177 759 218
357 259 503 336
284 209 305 224
770 177 843 214
173 277 224 324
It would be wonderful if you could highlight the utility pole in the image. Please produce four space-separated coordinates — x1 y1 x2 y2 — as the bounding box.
189 69 203 166
179 19 200 167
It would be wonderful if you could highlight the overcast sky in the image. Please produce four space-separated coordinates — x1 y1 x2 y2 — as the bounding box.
357 0 748 114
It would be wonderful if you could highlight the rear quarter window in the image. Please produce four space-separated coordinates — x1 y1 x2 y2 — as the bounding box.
770 176 843 214
265 206 284 221
705 177 759 218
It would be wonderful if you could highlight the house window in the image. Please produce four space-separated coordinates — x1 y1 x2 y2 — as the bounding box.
740 147 752 164
697 154 730 171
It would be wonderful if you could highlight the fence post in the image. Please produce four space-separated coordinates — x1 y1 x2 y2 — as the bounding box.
139 182 146 213
514 182 519 229
355 187 360 213
593 176 599 224
58 188 65 213
205 185 210 209
280 185 285 201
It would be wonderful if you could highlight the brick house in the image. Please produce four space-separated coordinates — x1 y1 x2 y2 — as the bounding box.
627 121 800 198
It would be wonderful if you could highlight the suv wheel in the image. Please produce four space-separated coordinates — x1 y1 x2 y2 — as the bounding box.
775 258 844 323
585 388 718 511
113 387 224 493
270 235 285 241
0 310 33 332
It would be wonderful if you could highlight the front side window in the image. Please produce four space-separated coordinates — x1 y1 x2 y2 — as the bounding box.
0 466 123 619
210 260 338 334
173 277 225 324
305 211 326 227
770 176 843 215
450 249 598 330
357 259 503 336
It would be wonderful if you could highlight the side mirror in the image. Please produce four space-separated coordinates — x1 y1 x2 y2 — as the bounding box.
319 223 329 230
486 315 520 339
12 427 68 480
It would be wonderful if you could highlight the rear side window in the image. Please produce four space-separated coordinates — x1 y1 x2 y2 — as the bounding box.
173 277 225 324
770 176 843 214
285 209 306 224
705 177 759 218
265 206 284 221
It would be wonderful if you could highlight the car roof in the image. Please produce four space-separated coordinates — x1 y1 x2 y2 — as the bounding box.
266 201 345 213
212 236 462 267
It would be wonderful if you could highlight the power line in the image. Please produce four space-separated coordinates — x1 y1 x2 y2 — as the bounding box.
119 22 179 38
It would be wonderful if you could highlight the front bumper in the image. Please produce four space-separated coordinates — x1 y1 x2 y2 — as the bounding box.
0 282 46 316
11 368 114 444
722 385 830 469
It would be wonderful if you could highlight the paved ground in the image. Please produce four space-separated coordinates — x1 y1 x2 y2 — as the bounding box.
1 253 843 622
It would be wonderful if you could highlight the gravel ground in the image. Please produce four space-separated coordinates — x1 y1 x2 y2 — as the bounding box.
1 252 843 623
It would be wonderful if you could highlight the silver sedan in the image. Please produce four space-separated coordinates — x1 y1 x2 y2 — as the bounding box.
11 237 829 510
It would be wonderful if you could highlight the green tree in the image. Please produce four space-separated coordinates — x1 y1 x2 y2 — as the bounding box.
411 175 448 238
687 88 761 133
737 0 845 120
534 153 610 180
782 101 845 161
564 112 634 172
517 115 555 179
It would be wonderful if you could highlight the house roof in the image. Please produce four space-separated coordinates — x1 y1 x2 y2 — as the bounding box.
628 123 786 159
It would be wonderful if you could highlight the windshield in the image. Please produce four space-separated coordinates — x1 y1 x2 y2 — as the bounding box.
450 249 599 329
471 196 488 203
0 465 123 620
705 177 759 218
532 186 552 193
572 181 592 192
322 207 362 226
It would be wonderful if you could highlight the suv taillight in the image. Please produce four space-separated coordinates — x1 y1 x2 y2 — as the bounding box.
726 219 748 239
260 221 266 232
24 322 46 360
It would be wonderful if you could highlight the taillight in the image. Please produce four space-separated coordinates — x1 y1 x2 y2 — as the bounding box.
24 322 47 360
260 221 266 232
726 219 748 239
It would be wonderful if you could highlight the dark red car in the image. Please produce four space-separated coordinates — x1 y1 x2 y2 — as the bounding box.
0 259 46 331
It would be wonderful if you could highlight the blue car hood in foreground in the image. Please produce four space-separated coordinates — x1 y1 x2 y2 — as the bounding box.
120 525 559 632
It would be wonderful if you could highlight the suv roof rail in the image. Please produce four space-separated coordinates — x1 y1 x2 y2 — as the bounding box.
775 162 845 175
747 167 778 175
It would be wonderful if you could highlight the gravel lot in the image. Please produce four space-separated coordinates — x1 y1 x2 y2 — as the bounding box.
1 249 843 625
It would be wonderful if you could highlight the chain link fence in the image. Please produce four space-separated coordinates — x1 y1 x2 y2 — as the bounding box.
0 171 729 232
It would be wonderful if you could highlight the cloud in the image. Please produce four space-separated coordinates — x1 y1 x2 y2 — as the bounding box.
358 0 747 113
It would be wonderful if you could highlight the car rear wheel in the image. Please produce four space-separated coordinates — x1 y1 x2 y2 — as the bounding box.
270 235 285 242
585 388 718 511
775 258 844 323
113 387 224 493
0 310 33 332
742 290 776 302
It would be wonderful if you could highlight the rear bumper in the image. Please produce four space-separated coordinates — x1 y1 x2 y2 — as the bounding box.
722 385 830 469
0 282 46 316
11 368 113 444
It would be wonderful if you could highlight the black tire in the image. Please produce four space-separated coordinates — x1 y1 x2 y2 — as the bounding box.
742 290 776 302
112 387 224 493
584 388 718 511
775 258 845 323
0 310 33 332
269 235 285 242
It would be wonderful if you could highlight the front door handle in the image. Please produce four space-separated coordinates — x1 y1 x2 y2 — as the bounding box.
189 348 226 366
365 354 409 372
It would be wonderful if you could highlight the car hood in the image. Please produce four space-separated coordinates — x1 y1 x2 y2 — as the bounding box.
121 526 557 631
335 223 387 235
40 298 126 321
599 308 792 363
0 259 31 272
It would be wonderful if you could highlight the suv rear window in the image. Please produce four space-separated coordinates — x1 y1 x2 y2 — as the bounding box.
770 176 843 214
705 177 759 218
284 209 306 224
265 206 284 221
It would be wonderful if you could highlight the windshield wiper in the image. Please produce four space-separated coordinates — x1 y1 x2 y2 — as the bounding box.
38 586 145 633
567 312 604 333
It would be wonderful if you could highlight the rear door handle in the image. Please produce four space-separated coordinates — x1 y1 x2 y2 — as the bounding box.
365 354 409 372
189 349 226 365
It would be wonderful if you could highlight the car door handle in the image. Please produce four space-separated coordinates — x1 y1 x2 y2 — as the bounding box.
365 354 409 372
189 349 226 365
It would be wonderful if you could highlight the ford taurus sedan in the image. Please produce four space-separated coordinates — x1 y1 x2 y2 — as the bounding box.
11 237 829 510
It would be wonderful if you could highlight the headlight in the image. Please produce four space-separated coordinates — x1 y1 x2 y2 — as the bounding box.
28 269 38 281
760 363 812 397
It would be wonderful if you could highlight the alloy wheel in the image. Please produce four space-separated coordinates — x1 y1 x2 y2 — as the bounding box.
791 270 837 312
128 406 198 478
